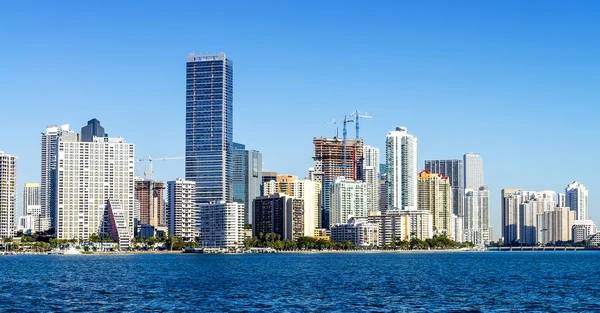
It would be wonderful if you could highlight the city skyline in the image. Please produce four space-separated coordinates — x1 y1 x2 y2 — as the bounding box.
2 2 600 239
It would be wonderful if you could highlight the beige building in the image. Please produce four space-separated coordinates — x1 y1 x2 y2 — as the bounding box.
0 151 17 238
368 210 432 245
537 207 575 244
417 170 451 236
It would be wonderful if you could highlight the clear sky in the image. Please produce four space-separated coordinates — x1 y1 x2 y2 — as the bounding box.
1 0 599 238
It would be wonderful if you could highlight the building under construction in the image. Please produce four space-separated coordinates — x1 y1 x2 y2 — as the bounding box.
134 180 166 229
313 137 364 228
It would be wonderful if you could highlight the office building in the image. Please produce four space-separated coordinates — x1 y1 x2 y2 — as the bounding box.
572 220 597 243
80 118 107 142
135 180 165 228
417 170 452 235
253 194 304 240
232 142 262 225
197 201 244 248
463 153 484 190
424 159 464 216
313 137 364 228
23 183 41 232
185 53 233 204
56 136 135 241
385 127 418 210
330 217 379 247
566 182 588 220
363 145 380 211
0 151 17 238
330 177 368 226
41 124 74 231
167 179 196 241
464 187 490 246
368 210 433 244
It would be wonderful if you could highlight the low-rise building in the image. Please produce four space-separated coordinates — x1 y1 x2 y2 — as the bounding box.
368 210 433 245
572 220 597 243
330 217 379 247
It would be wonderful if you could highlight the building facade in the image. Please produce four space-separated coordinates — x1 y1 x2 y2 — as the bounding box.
232 142 263 225
253 194 304 240
23 183 41 232
80 118 106 142
368 210 433 244
424 159 464 216
572 220 597 243
330 177 368 226
167 179 196 241
363 145 380 212
313 137 364 228
197 201 244 248
41 124 74 232
330 217 379 247
0 151 17 238
417 170 452 235
134 180 165 228
385 127 418 211
55 136 135 241
185 53 233 204
463 153 484 190
566 181 588 221
537 207 575 245
464 187 490 246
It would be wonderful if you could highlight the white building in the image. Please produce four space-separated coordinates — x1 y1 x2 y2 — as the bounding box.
519 200 538 245
368 210 433 244
16 215 34 235
167 179 196 242
23 183 42 233
537 207 575 245
385 127 418 210
330 177 368 226
566 181 588 220
572 220 597 243
41 124 74 232
463 153 484 190
557 193 566 207
105 199 131 249
451 214 464 243
330 217 379 247
198 201 244 248
363 145 380 212
501 188 525 244
0 151 17 238
56 135 135 241
464 187 490 246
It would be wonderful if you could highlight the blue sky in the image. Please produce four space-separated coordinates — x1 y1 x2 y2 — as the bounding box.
1 0 599 238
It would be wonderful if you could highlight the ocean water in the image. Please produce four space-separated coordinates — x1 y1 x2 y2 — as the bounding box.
0 251 599 312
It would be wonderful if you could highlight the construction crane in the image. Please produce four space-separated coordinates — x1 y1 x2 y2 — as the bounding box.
326 116 355 177
137 156 184 180
349 110 373 139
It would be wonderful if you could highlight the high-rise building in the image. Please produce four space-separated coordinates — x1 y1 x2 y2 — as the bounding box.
463 153 484 190
519 200 538 245
464 187 490 246
232 142 263 225
197 201 244 248
167 179 196 242
558 193 566 207
134 180 165 228
56 136 135 242
385 127 417 211
566 182 588 220
417 170 452 235
253 194 304 240
330 217 379 247
537 207 575 245
80 118 106 142
424 159 464 216
330 177 368 226
262 176 320 236
572 220 597 243
41 124 74 231
185 53 233 205
23 183 41 232
313 137 364 228
0 151 17 238
363 145 380 212
501 188 524 244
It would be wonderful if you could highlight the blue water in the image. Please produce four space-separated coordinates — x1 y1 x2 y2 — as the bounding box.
1 252 599 312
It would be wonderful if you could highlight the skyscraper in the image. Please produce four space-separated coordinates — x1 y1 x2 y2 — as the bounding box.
185 53 233 204
80 118 106 142
424 159 464 216
362 145 380 212
501 188 524 244
330 177 368 226
0 151 17 238
56 136 135 243
313 137 364 228
134 180 165 228
23 183 41 232
464 186 490 246
41 124 74 232
385 127 418 210
463 153 484 190
417 170 452 235
232 142 262 225
566 181 588 220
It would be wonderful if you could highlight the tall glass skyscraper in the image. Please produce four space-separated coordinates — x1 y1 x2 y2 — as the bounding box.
232 142 262 224
185 53 233 204
81 118 106 142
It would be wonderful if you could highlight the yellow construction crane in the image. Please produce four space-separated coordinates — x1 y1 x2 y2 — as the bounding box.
137 156 184 180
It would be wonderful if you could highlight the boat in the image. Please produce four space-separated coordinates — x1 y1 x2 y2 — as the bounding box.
63 246 82 255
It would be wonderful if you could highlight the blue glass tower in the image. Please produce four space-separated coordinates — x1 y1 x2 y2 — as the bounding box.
185 53 233 204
